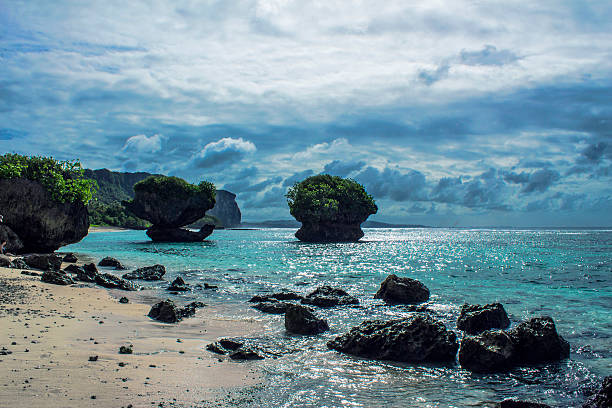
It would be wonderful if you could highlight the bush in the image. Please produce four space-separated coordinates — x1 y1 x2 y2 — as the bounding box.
0 153 97 204
286 174 377 224
133 176 216 205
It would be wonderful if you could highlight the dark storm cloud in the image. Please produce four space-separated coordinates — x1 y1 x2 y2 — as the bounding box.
323 160 366 177
354 167 428 202
282 170 315 187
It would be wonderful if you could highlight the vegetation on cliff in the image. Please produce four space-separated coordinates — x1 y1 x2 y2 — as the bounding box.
287 174 377 224
0 153 97 204
133 176 216 206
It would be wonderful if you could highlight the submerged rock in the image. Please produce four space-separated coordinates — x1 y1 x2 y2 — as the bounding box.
94 273 137 291
24 254 62 271
98 256 125 270
327 314 458 363
457 303 511 335
123 264 166 281
285 304 329 335
41 270 75 286
374 274 430 304
301 286 359 308
253 300 292 314
167 276 190 292
459 330 516 372
508 316 570 364
582 376 612 408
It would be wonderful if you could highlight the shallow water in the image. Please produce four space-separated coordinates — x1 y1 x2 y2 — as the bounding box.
64 228 612 407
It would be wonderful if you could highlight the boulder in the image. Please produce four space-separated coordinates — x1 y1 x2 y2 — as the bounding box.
10 258 28 269
285 304 329 335
41 270 74 286
167 276 190 292
301 286 359 307
229 348 264 360
119 297 129 304
25 254 63 271
0 178 88 253
98 257 125 269
145 225 214 242
508 316 570 363
64 264 83 274
0 255 11 267
83 263 99 275
295 222 365 242
178 301 205 319
582 376 612 408
374 274 430 304
0 225 24 254
457 303 511 335
253 300 292 314
458 330 516 372
122 264 166 281
94 273 137 291
249 291 303 303
498 400 551 408
206 338 244 355
148 299 181 323
327 314 458 363
63 253 78 263
72 265 98 283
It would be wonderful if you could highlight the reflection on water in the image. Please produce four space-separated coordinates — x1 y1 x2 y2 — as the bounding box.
64 228 612 407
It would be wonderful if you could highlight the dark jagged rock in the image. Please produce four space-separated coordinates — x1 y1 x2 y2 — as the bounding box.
21 271 41 276
327 314 458 363
374 274 430 304
145 225 215 242
0 178 88 253
148 299 180 323
63 253 78 263
167 276 190 292
285 304 329 335
253 300 292 314
41 270 75 285
457 303 511 335
98 256 125 269
83 263 99 275
295 223 366 242
459 330 516 372
229 348 264 360
94 273 137 291
178 301 205 319
64 264 84 274
249 291 304 303
119 345 133 354
0 225 24 254
498 400 551 408
509 316 570 363
119 297 129 304
301 286 359 307
0 255 11 267
123 264 166 281
206 338 244 355
25 254 63 271
207 190 241 227
9 257 29 269
71 265 98 283
582 376 612 408
206 342 227 355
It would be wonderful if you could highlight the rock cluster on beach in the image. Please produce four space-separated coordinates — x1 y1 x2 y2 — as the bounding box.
206 338 264 360
147 299 205 323
122 264 166 281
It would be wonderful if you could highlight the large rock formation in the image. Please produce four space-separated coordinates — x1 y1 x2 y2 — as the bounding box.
327 314 458 363
0 178 89 253
208 190 241 227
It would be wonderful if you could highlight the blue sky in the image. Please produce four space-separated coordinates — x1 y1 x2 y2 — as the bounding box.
1 1 612 226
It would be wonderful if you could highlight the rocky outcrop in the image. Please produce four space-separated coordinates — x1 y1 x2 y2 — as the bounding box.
0 178 89 253
301 286 359 307
458 316 569 372
67 265 98 283
208 190 241 227
374 274 430 304
147 299 204 323
98 257 125 269
582 376 612 408
295 223 365 242
252 300 293 314
327 314 458 363
206 338 263 360
457 303 511 335
285 304 329 334
25 254 63 271
122 264 165 281
167 276 190 291
0 225 24 253
94 273 137 291
145 225 214 242
41 270 75 285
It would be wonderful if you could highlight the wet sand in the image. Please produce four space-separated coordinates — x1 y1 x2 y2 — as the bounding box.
0 265 263 407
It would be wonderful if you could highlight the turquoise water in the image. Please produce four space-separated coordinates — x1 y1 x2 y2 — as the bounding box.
64 228 612 407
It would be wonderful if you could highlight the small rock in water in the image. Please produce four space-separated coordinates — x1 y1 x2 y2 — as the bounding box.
167 276 190 292
457 303 510 334
119 345 133 354
509 316 570 364
374 274 430 304
285 304 329 335
98 256 126 270
459 330 516 372
301 286 359 308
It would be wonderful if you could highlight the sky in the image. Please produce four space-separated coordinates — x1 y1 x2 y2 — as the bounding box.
1 1 612 226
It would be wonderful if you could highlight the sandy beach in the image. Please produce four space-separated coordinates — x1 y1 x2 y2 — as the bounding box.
0 264 263 408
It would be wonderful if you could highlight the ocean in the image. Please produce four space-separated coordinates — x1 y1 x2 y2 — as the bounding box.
64 228 612 407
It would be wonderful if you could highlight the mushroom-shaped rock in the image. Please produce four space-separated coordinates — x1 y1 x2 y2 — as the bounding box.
41 270 75 286
374 274 430 304
508 316 570 364
301 286 359 308
327 314 458 363
98 257 125 269
123 264 166 281
124 175 216 242
582 376 612 408
25 254 63 271
459 330 516 372
285 304 329 335
94 273 137 291
457 303 511 335
287 174 377 242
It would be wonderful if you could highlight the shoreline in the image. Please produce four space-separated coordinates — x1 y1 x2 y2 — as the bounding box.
88 226 135 233
0 264 264 407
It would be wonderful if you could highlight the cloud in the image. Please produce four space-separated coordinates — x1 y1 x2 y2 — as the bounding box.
282 169 315 187
418 63 450 85
121 134 165 153
520 169 561 193
191 137 256 169
323 160 366 177
355 166 428 202
459 45 519 66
